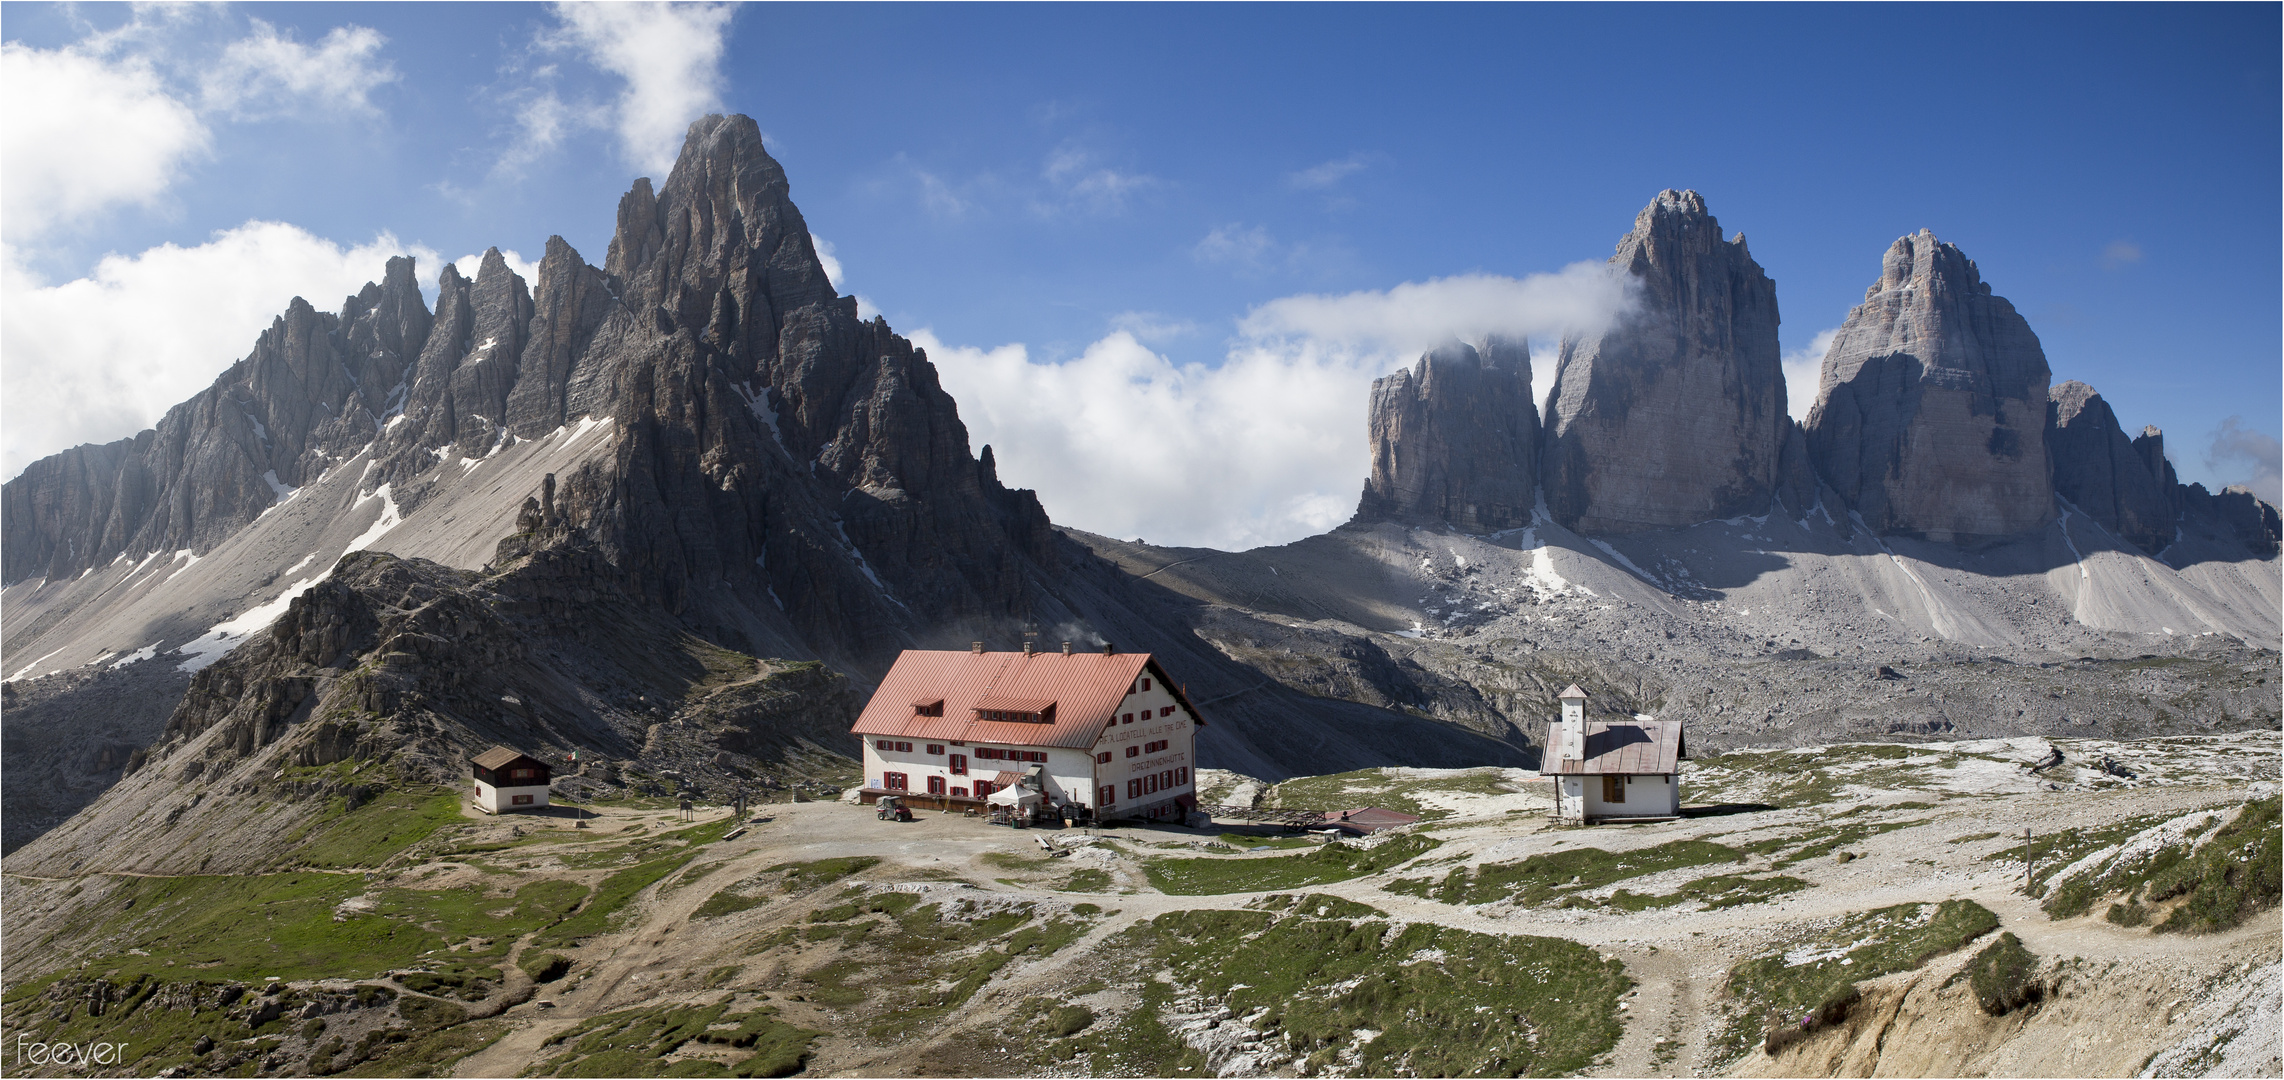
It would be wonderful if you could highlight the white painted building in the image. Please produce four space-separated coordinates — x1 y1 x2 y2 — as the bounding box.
1539 685 1686 823
471 745 551 814
851 643 1204 822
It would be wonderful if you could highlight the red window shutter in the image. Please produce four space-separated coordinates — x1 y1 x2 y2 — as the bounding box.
875 740 888 750
950 754 967 775
1122 713 1133 724
1161 706 1173 717
1099 785 1116 805
1125 746 1138 758
929 776 945 795
1142 678 1151 691
952 786 968 797
927 744 943 755
1127 780 1140 799
975 781 994 798
1178 767 1189 785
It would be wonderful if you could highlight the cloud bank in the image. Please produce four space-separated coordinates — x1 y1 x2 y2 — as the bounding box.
1780 328 1839 422
924 265 1633 551
3 225 432 478
524 2 740 176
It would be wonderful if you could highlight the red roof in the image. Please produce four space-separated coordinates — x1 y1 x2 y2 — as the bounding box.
851 649 1204 750
1539 719 1686 775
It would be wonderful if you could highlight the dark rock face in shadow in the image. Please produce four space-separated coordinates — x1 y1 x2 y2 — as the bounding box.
2047 380 2179 555
1355 337 1538 533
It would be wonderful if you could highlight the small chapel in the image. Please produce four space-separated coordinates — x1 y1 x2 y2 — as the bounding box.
1538 685 1685 823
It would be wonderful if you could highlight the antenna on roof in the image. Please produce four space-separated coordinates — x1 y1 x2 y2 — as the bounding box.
1021 621 1040 655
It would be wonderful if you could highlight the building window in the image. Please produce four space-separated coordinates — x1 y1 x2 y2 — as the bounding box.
915 699 943 717
1177 767 1189 786
1099 785 1116 805
1127 779 1141 799
895 741 913 752
926 744 944 755
511 794 534 805
951 786 968 798
1145 774 1160 794
950 741 966 747
1121 713 1133 724
1602 775 1625 803
974 781 996 799
1141 678 1151 691
1144 740 1168 753
875 740 891 750
1095 752 1112 764
1125 745 1139 759
950 754 967 775
1160 706 1174 717
928 775 946 795
1025 751 1048 763
884 773 909 791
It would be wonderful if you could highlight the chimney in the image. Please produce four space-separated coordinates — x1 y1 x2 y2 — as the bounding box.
970 641 985 654
1102 643 1117 656
1060 641 1072 655
1023 641 1036 656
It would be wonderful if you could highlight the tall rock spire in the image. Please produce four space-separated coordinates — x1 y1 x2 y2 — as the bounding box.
1354 336 1538 532
1803 230 2053 543
1541 190 1786 534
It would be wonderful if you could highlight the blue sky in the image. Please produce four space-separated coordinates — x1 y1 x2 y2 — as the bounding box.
5 2 2277 548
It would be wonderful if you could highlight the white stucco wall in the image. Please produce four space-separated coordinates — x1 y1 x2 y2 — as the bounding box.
474 779 549 813
1555 773 1678 820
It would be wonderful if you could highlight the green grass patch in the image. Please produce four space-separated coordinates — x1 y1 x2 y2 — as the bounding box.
532 999 819 1077
1245 893 1387 919
1963 932 2041 1015
1947 832 2003 845
293 791 467 869
1391 839 1741 906
1217 833 1316 850
1716 899 1999 1066
1114 906 1629 1076
533 855 694 948
520 952 573 983
777 900 1097 1039
767 856 880 891
1054 868 1114 892
2041 796 2280 933
1606 873 1809 912
1144 835 1438 895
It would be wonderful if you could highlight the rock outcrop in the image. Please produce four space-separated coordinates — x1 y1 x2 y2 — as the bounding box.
1354 337 1538 532
1804 230 2054 543
2047 380 2178 553
1542 190 1787 534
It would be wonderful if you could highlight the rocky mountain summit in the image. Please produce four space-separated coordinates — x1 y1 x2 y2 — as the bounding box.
1354 336 1538 532
1542 189 1794 534
1803 230 2057 543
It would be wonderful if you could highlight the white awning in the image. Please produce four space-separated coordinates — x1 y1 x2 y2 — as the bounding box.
986 785 1042 806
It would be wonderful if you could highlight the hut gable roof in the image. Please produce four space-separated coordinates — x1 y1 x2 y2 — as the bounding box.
472 746 543 772
1539 719 1686 775
851 650 1202 750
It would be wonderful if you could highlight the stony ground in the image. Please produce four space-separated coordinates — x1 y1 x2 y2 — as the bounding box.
13 730 2271 1078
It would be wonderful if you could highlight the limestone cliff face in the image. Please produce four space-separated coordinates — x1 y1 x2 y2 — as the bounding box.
1542 190 1787 534
1804 231 2054 543
2047 380 2177 554
1354 337 1538 532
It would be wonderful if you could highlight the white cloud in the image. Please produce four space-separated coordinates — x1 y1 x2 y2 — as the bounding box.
1288 152 1372 190
2101 239 2143 270
2204 416 2282 506
198 19 398 119
550 2 738 175
1108 311 1199 343
1780 327 1839 422
1238 264 1633 356
0 42 209 239
921 266 1637 550
451 248 541 286
3 223 428 478
811 234 844 290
